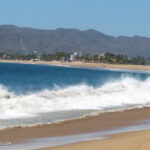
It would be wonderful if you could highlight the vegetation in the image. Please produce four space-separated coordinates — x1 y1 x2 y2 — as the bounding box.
76 53 146 65
0 52 148 65
40 52 70 61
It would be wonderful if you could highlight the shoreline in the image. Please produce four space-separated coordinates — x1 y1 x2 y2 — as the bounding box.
1 59 150 149
1 107 150 143
0 59 150 71
41 129 150 150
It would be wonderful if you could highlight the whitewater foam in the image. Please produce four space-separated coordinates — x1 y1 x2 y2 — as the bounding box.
0 77 150 120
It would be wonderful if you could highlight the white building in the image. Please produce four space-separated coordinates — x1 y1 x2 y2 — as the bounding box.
70 52 78 62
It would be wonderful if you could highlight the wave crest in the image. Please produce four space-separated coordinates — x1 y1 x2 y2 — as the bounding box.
0 77 150 119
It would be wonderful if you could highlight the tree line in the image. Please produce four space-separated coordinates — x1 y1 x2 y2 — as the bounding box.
0 52 148 65
78 53 146 65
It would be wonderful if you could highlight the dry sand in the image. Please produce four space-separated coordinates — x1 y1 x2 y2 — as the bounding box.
0 59 150 71
42 129 150 150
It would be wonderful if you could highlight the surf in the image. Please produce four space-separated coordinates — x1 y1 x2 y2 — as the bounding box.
0 76 150 120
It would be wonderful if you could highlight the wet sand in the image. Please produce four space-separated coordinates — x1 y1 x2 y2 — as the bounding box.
42 129 150 150
1 107 150 143
0 59 150 71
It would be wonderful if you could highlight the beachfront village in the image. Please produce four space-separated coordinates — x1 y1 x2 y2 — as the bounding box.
0 51 148 65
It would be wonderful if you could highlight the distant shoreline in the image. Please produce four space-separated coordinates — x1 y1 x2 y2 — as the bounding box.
0 59 150 71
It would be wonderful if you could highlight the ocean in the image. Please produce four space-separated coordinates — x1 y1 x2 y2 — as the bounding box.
0 62 150 130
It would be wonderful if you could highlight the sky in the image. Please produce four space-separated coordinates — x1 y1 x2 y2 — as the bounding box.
0 0 150 37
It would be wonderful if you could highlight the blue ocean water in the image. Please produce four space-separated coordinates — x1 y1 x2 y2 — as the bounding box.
0 62 150 130
0 63 149 94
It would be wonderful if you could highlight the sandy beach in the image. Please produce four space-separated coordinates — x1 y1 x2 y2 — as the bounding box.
42 129 150 150
1 1 150 150
0 59 150 71
1 107 150 144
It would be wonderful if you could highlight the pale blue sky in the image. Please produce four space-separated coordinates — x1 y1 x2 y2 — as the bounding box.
0 0 149 37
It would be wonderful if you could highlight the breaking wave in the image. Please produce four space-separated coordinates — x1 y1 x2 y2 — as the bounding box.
0 76 150 120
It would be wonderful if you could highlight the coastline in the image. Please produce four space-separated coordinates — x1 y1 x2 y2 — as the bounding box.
1 107 150 143
1 60 150 149
41 129 150 150
0 59 150 71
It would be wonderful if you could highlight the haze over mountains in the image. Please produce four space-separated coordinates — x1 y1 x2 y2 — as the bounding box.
0 25 150 57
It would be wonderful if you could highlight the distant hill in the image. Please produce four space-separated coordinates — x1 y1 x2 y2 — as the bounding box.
0 25 150 57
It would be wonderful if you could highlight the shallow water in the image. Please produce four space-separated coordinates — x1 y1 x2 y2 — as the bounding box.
2 119 150 150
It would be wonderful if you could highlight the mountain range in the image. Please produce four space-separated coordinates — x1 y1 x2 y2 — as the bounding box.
0 25 150 57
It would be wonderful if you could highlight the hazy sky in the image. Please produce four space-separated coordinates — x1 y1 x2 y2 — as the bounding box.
0 0 149 37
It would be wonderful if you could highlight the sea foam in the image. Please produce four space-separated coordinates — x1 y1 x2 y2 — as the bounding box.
0 77 150 120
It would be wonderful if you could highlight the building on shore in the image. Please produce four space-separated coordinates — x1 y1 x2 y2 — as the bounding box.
70 52 78 62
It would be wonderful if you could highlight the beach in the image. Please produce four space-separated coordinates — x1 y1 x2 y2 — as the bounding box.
41 129 150 150
0 59 150 71
1 107 150 143
0 60 150 149
1 0 150 149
